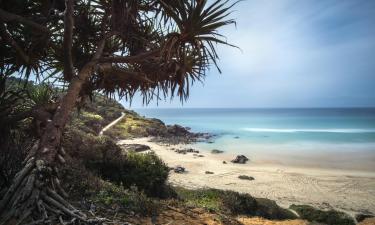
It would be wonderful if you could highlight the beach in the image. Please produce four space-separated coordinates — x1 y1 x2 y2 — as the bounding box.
118 137 375 217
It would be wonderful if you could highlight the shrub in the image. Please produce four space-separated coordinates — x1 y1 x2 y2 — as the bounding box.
290 204 355 225
175 188 297 220
175 188 222 212
221 190 257 215
114 152 169 197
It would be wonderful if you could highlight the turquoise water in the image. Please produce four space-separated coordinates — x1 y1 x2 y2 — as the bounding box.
135 108 375 144
134 108 375 170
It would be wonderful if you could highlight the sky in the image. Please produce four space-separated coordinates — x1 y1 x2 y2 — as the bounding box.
125 0 375 108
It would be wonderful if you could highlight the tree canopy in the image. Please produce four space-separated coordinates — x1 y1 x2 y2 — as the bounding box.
1 0 238 103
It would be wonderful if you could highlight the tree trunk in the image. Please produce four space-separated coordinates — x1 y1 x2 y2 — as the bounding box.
0 41 105 225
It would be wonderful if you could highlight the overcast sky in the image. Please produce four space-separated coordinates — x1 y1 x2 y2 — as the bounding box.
125 0 375 108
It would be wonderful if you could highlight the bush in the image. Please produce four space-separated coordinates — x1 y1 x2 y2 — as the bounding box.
221 190 257 215
175 188 296 220
93 183 159 216
290 204 355 225
113 152 169 197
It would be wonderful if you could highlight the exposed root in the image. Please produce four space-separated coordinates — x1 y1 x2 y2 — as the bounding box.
0 150 108 225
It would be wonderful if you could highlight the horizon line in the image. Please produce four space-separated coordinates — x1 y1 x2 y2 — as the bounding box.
130 106 375 110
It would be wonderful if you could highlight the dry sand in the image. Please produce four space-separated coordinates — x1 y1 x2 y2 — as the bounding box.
118 138 375 217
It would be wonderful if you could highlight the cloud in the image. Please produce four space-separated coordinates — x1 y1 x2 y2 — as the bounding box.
127 0 375 108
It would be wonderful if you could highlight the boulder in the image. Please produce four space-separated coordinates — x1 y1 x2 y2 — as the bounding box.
238 175 254 181
186 148 199 153
231 155 249 164
223 161 227 164
211 149 224 154
174 166 185 173
175 149 187 154
205 171 214 174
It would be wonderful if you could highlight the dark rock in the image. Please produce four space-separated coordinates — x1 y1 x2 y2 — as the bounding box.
205 171 214 174
238 175 254 181
211 149 224 154
175 149 186 154
174 166 185 173
119 144 151 152
231 155 249 164
234 136 240 139
150 118 165 125
207 141 214 144
356 213 374 222
167 124 190 136
198 155 204 157
223 161 227 164
186 148 199 153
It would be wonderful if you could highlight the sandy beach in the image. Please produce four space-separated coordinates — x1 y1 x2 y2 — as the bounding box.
118 138 375 217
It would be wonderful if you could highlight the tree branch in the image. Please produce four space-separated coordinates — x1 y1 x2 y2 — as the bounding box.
63 0 75 80
0 22 29 63
98 50 160 63
0 8 50 33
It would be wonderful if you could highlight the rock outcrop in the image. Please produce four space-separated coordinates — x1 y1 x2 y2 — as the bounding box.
231 155 249 164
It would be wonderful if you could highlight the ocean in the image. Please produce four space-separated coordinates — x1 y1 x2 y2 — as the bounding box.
134 108 375 170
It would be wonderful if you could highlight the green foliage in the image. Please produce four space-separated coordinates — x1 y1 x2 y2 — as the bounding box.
176 188 222 212
175 188 297 220
93 183 159 216
88 151 170 198
26 84 55 107
290 204 355 225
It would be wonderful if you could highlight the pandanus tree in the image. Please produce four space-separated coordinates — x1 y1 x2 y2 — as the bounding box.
0 0 238 223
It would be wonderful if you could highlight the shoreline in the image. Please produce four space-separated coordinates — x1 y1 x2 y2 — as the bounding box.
118 137 375 217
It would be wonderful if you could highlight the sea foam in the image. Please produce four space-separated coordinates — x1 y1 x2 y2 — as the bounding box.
242 128 375 133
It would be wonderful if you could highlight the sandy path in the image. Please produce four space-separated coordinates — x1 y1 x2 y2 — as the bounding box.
99 112 125 135
118 138 375 217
